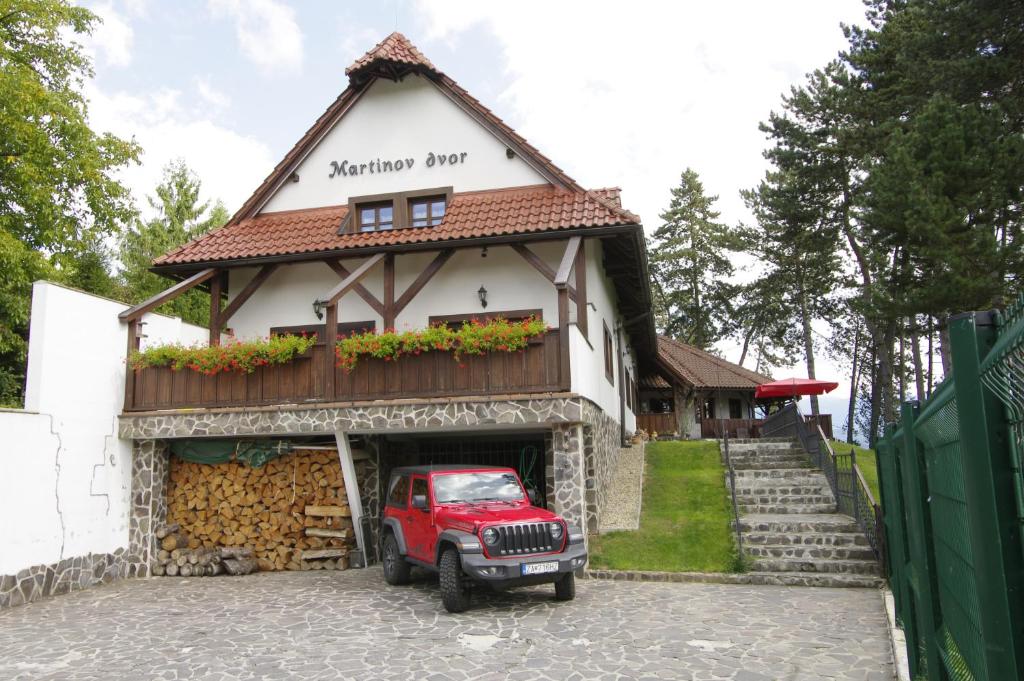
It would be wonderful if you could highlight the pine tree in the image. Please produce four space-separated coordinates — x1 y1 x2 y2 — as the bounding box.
118 160 229 326
649 169 742 350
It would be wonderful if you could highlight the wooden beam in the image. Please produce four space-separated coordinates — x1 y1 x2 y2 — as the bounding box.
208 271 223 346
324 260 384 316
557 286 571 390
511 243 577 302
574 239 588 339
554 236 582 286
318 253 386 306
118 268 218 321
220 264 278 325
394 249 454 316
123 319 139 411
324 303 338 399
383 253 395 329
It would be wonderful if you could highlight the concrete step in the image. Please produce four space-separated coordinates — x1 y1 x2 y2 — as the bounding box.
743 544 877 561
738 502 838 514
743 531 870 548
737 494 836 507
737 513 861 534
730 460 815 470
730 482 831 495
732 468 821 479
742 571 884 589
726 437 796 444
751 557 881 576
726 441 803 453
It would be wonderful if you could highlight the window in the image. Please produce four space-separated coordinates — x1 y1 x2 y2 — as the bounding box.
729 398 743 419
703 398 716 420
358 202 393 232
432 472 524 504
387 475 410 508
603 322 614 384
428 309 542 331
411 477 429 503
270 321 376 344
409 196 446 227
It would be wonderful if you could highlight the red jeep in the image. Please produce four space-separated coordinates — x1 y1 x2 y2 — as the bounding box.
380 465 587 612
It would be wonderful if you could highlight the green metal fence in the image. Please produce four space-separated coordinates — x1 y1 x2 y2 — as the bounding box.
875 308 1024 681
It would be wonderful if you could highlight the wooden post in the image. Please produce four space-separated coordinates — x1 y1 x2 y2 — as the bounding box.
383 253 395 330
324 303 338 400
123 319 138 411
574 240 588 339
557 285 570 390
209 270 223 346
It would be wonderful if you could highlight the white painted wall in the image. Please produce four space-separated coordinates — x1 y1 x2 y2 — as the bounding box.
262 75 547 213
0 282 206 575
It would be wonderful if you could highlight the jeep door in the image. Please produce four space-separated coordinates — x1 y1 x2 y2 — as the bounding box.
404 475 435 562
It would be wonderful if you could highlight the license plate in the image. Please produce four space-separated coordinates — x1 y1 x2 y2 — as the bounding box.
521 561 559 576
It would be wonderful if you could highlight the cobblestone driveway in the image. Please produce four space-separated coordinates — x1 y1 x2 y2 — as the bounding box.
0 568 893 680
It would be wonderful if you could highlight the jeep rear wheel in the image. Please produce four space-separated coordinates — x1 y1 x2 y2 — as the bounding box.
382 534 411 585
554 571 575 601
438 548 471 613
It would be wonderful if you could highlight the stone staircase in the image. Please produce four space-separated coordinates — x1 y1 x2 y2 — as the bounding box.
725 438 882 588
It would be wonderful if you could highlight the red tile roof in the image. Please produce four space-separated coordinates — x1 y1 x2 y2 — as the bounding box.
346 32 436 76
154 185 639 267
657 336 770 390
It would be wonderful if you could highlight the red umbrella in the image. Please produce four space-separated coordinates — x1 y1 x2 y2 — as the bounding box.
755 378 839 399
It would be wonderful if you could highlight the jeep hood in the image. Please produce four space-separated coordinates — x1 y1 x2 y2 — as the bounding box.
436 503 560 531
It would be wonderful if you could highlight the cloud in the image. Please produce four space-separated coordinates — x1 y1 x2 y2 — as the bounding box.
85 83 275 219
195 76 231 111
83 2 134 67
208 0 303 74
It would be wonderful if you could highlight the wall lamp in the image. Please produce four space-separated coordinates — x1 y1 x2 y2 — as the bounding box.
477 285 488 309
313 300 326 320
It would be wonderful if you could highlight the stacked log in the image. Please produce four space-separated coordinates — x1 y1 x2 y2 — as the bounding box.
165 449 354 571
151 533 254 577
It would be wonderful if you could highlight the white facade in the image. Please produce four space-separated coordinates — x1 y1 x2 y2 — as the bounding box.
0 282 205 576
262 75 547 214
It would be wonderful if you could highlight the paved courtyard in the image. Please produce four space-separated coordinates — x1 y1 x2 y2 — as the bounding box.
0 568 893 681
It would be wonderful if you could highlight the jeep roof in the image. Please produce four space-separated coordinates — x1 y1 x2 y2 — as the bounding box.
389 465 512 475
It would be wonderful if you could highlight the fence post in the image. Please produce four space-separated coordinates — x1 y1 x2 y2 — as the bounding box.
949 311 1024 680
898 400 945 680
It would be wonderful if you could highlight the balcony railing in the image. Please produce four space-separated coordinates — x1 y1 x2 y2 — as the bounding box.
124 330 565 412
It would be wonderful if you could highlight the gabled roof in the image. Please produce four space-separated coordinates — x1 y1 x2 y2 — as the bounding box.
224 32 583 228
656 335 770 391
153 186 639 267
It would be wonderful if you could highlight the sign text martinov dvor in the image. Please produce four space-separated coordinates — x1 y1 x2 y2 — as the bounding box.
328 151 468 178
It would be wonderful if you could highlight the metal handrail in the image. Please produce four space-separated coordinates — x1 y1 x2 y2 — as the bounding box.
721 427 745 559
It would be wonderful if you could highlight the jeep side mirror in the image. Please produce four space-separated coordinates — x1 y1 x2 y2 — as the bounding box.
411 494 428 511
527 489 541 506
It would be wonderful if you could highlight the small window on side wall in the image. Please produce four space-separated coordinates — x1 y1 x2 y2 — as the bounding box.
409 196 446 227
358 202 393 232
603 322 614 384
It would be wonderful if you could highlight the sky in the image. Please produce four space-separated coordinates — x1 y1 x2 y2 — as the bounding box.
79 0 872 439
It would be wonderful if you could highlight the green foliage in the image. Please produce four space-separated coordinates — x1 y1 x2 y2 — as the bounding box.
131 334 318 375
0 0 140 264
649 169 743 349
117 160 229 326
588 440 742 573
0 230 53 405
335 317 549 370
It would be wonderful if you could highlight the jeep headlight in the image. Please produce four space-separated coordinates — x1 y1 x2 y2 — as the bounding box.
549 522 564 540
481 527 499 545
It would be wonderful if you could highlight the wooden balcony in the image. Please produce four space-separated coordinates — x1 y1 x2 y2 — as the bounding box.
124 330 565 412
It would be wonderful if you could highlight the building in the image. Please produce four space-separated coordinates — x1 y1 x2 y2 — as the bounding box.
637 335 769 439
115 32 655 570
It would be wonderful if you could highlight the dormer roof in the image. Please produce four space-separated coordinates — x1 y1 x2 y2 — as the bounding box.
346 31 439 82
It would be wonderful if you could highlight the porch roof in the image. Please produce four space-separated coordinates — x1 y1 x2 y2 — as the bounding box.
656 335 770 391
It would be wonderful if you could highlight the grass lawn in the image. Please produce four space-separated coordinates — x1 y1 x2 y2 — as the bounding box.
829 439 881 504
589 440 741 573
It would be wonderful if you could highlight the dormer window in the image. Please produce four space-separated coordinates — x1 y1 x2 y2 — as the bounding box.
342 186 452 234
410 196 446 227
358 202 394 232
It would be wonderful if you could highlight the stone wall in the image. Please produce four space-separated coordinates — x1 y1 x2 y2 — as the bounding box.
581 401 623 533
550 423 587 534
127 439 169 577
0 551 127 609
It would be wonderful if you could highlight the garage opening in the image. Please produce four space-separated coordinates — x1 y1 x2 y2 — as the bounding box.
380 432 549 508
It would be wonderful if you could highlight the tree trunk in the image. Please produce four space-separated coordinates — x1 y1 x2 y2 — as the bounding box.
898 323 906 403
798 287 819 416
738 323 756 367
926 316 934 398
880 320 898 424
910 318 925 401
846 330 860 444
938 313 952 377
868 337 880 449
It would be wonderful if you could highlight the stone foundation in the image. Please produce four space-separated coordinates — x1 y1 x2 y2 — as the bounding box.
127 440 169 577
0 550 128 609
582 402 623 533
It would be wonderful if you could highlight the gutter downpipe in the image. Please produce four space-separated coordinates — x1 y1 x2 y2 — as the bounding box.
615 320 627 447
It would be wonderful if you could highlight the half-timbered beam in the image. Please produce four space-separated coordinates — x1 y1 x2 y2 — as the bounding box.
394 249 454 317
317 253 386 307
511 243 577 302
209 272 223 346
324 260 384 316
383 254 395 329
220 264 279 325
574 239 588 339
118 268 218 322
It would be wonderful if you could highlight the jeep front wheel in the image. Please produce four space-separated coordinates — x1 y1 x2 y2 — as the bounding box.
382 534 411 585
438 548 471 613
554 572 575 601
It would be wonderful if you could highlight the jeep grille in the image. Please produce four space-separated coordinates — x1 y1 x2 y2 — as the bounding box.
492 522 557 556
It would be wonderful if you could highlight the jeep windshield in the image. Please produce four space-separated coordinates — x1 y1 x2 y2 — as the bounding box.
432 472 525 504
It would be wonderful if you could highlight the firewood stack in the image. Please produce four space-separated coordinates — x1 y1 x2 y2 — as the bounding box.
164 449 354 572
151 524 257 577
